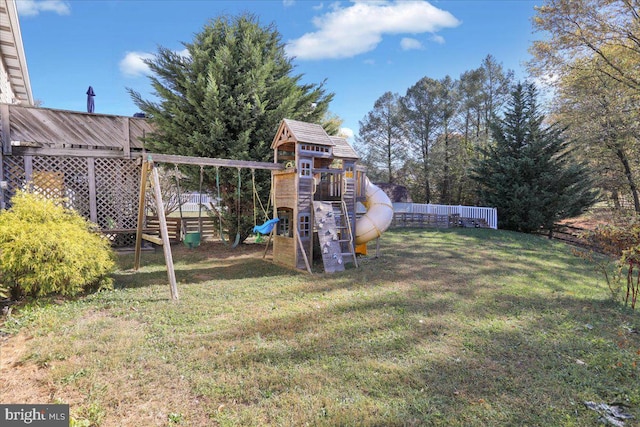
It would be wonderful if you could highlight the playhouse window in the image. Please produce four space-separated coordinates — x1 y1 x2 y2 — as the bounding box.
345 165 354 179
299 214 311 237
299 160 312 178
300 144 329 154
277 209 292 237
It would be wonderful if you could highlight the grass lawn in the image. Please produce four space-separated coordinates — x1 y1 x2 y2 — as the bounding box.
1 228 639 426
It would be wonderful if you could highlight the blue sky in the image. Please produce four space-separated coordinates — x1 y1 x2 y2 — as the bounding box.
17 0 540 141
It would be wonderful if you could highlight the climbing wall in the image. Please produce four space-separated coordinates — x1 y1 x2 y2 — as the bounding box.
313 201 346 273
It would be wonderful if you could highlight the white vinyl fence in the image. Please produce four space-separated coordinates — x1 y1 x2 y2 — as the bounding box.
393 203 498 229
178 192 215 212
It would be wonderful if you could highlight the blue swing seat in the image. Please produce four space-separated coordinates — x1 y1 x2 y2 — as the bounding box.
253 218 280 235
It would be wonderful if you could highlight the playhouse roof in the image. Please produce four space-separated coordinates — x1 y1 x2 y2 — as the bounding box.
271 118 334 149
330 136 359 160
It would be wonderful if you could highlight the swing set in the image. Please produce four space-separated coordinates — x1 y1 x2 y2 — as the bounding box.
134 153 282 300
171 164 277 248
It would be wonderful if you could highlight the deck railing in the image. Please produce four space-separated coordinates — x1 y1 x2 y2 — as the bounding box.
393 203 498 229
177 192 215 212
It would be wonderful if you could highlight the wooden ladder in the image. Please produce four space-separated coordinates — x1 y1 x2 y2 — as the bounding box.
313 201 358 273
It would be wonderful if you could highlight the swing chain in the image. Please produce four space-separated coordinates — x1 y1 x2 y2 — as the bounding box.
251 169 270 226
251 169 271 224
173 164 186 239
197 165 204 233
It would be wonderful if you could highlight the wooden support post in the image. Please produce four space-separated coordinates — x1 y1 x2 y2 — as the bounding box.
296 232 313 274
87 158 97 223
122 118 131 158
151 162 179 300
0 150 4 210
0 104 6 208
24 156 32 183
133 161 150 271
262 227 275 259
0 103 12 155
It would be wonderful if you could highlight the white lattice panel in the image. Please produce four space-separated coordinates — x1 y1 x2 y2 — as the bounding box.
95 158 140 230
31 156 91 217
3 155 142 247
3 155 25 204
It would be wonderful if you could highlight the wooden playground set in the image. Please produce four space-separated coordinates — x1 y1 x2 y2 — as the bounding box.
0 105 393 299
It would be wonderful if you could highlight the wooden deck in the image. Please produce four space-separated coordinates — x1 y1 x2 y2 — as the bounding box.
390 212 490 229
391 212 452 228
102 216 218 246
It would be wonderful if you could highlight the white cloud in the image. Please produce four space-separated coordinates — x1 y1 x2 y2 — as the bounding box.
177 48 191 59
119 49 189 78
328 1 342 11
339 127 354 140
430 34 445 44
16 0 71 16
400 37 423 51
283 0 295 6
119 52 155 78
286 0 460 60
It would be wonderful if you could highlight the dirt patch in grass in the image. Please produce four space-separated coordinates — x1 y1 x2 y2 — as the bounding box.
1 333 51 402
1 308 211 426
560 207 632 230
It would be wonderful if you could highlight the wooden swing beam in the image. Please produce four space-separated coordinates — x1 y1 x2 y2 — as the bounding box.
143 153 284 171
12 148 285 172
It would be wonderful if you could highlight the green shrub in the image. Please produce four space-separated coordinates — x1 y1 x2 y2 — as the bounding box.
0 190 115 298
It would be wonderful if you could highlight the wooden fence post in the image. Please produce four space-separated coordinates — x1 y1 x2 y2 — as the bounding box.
87 158 97 223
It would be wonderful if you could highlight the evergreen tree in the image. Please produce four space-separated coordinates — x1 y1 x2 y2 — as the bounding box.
129 13 333 241
473 82 598 232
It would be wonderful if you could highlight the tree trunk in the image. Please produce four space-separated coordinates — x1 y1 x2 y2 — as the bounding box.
423 163 431 203
442 133 450 204
422 142 431 203
387 134 394 184
611 190 621 210
615 147 640 213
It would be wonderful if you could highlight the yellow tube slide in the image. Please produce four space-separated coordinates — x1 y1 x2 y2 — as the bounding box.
355 177 394 245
